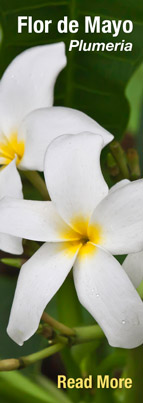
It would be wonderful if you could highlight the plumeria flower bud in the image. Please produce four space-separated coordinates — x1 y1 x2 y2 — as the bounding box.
0 42 66 169
0 134 143 348
0 160 23 254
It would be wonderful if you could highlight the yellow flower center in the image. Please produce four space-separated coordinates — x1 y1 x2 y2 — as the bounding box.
0 132 25 166
61 215 103 259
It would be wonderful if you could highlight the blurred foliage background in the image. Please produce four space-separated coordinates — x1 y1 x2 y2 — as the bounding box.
0 0 143 402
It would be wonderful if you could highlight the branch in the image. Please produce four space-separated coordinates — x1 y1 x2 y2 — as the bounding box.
0 314 105 372
41 312 76 337
0 343 64 372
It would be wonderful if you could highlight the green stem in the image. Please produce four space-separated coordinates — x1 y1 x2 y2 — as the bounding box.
23 171 50 201
0 343 64 372
74 325 104 344
110 141 130 179
42 312 76 337
42 313 105 343
0 323 105 372
126 148 141 180
107 152 120 178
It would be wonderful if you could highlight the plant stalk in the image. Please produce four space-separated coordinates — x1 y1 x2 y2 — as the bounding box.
0 343 64 372
74 325 104 344
110 141 129 179
0 322 105 372
42 312 104 344
42 312 76 337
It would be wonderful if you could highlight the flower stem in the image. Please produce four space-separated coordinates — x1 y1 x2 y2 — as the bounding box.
0 322 105 372
110 141 130 179
0 343 64 372
42 312 76 337
74 325 104 344
126 148 141 180
23 171 50 201
41 312 104 344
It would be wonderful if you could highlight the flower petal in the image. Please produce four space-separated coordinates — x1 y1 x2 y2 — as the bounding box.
0 160 23 254
7 241 81 345
109 179 130 194
45 133 108 233
123 252 143 289
0 198 81 242
0 43 66 134
89 179 143 254
0 159 23 199
73 244 143 348
19 106 113 170
0 233 23 255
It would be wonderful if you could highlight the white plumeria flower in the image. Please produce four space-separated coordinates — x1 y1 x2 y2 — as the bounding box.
0 42 66 169
0 42 113 172
0 160 23 254
1 134 143 348
18 106 113 171
123 251 143 289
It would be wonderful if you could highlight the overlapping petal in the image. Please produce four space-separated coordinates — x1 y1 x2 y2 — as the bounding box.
7 241 81 345
88 180 143 254
123 252 143 289
0 198 81 242
18 107 113 170
73 244 143 348
0 43 66 134
45 133 108 233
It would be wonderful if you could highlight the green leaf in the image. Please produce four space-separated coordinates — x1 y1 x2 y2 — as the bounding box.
0 370 73 403
37 375 74 403
126 63 143 133
0 1 143 138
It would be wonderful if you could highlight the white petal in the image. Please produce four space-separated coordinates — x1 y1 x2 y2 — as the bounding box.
0 43 66 134
45 133 108 233
73 244 143 348
7 241 81 345
89 179 143 254
123 252 143 289
109 179 130 194
0 233 23 255
0 198 81 242
19 106 114 170
0 159 23 199
0 160 23 254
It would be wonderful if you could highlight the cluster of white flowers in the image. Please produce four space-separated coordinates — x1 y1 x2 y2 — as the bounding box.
0 42 143 349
